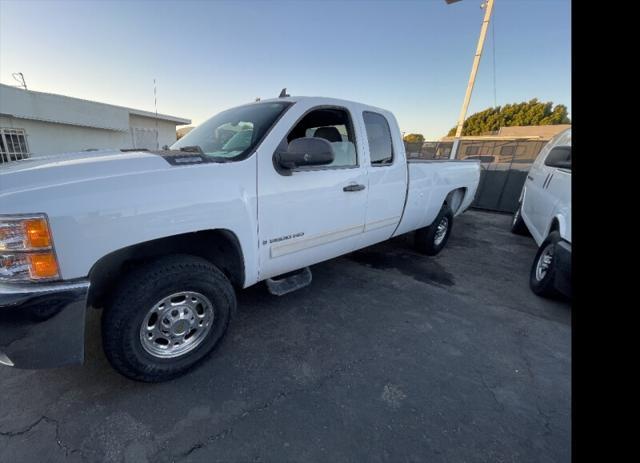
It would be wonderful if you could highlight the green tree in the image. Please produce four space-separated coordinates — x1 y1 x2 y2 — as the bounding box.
447 99 570 137
403 133 425 143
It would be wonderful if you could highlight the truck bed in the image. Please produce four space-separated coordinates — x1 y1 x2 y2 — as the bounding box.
394 159 481 236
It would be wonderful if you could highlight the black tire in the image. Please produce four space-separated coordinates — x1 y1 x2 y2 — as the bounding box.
529 232 561 298
102 254 236 382
415 204 454 256
511 204 528 235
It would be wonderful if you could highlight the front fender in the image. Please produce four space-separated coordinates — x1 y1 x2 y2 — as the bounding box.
4 159 260 286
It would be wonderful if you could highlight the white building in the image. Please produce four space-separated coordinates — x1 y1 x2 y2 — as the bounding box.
0 83 190 164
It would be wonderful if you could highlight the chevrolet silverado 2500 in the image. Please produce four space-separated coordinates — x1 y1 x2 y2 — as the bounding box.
0 96 480 381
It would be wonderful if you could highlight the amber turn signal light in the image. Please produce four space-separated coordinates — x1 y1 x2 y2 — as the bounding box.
28 252 60 279
24 218 53 249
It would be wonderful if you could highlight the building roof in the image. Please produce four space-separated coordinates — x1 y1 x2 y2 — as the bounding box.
0 83 190 131
497 125 571 138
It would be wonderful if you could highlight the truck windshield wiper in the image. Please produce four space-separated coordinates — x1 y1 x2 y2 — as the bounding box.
179 145 205 155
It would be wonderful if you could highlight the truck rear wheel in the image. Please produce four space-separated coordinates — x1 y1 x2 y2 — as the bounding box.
415 204 453 256
529 232 561 298
102 254 235 382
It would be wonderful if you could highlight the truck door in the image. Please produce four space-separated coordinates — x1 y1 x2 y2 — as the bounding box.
522 153 551 243
535 146 571 238
256 105 368 280
357 111 407 248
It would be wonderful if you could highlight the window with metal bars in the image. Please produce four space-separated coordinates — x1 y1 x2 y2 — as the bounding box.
0 128 30 164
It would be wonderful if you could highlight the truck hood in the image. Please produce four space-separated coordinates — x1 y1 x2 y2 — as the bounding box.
0 150 170 197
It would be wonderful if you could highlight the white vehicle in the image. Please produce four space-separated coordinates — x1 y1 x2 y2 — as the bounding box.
0 96 480 381
511 128 571 298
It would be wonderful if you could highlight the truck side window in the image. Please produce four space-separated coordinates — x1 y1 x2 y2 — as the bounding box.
286 107 357 168
544 146 571 169
363 112 393 166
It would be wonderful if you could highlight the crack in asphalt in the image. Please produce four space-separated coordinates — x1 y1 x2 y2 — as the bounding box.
515 326 555 438
0 415 81 458
181 427 233 458
0 416 49 437
156 354 375 461
478 374 504 411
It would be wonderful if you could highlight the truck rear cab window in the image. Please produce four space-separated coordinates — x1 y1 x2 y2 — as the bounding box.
363 112 393 166
286 107 357 168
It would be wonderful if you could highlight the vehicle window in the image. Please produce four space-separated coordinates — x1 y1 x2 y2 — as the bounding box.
363 112 393 166
286 107 357 168
544 146 571 167
171 102 291 161
500 145 515 157
465 146 479 156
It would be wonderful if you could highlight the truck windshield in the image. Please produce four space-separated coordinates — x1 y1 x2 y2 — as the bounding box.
170 102 291 160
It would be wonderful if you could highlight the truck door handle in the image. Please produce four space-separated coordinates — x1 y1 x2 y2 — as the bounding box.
527 175 534 181
343 184 366 192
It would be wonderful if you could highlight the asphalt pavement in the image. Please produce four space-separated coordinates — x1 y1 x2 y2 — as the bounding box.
0 210 571 463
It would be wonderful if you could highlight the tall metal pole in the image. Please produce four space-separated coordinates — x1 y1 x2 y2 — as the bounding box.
451 0 495 159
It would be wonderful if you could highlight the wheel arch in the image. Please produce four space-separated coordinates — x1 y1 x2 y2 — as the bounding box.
546 215 566 241
87 229 245 309
444 187 467 216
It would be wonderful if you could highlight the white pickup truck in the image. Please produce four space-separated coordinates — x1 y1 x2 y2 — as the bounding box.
511 128 571 298
1 96 480 381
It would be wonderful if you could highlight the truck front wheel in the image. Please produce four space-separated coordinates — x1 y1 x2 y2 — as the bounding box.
415 204 453 256
529 232 561 298
102 254 236 382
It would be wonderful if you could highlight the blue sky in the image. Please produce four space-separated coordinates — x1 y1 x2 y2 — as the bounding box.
0 0 570 139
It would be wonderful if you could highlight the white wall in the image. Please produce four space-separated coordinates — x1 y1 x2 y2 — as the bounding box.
0 83 188 157
0 116 129 156
1 84 129 131
0 114 181 157
129 114 178 149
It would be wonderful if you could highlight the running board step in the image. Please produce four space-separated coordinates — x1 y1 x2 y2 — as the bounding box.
266 267 312 296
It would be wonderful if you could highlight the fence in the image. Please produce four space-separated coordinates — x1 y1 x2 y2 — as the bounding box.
403 138 548 213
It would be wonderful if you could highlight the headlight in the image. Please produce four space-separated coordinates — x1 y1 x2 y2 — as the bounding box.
0 215 60 281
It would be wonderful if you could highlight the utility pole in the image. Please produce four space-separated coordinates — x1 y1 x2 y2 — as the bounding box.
450 0 495 159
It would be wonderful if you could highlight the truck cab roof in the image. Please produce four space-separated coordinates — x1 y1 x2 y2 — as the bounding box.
247 96 392 116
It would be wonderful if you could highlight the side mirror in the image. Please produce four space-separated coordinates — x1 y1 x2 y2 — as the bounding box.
544 146 571 170
275 137 335 173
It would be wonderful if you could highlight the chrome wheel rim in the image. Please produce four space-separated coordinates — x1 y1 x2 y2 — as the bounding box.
434 217 449 246
535 244 554 281
139 291 214 359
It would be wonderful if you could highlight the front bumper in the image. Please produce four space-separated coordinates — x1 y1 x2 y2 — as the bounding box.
0 279 89 369
554 240 572 297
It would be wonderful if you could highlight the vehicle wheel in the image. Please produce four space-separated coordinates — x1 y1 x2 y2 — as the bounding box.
511 204 528 235
415 203 454 256
102 254 236 382
529 232 561 298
